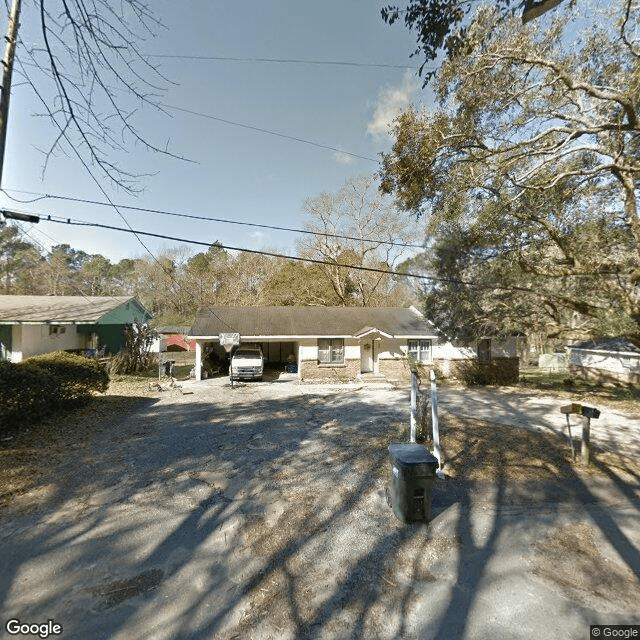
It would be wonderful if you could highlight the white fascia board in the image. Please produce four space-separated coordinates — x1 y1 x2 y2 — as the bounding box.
568 346 640 358
243 335 353 340
353 328 394 339
191 334 439 341
187 335 349 341
4 320 80 325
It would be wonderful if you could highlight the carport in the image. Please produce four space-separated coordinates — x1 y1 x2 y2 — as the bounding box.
191 337 299 380
257 340 297 366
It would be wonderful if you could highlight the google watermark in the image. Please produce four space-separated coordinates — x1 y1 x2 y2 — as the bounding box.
5 619 63 638
591 626 640 639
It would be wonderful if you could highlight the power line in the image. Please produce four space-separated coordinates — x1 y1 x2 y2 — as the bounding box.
40 213 582 296
159 102 378 163
1 188 426 249
147 54 421 71
16 43 380 164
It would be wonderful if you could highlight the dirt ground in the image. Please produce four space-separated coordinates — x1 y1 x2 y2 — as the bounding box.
1 376 639 640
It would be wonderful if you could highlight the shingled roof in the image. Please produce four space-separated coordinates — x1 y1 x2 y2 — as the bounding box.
0 295 148 324
570 337 640 354
189 306 437 338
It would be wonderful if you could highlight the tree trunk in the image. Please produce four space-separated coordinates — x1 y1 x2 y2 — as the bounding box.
0 0 21 188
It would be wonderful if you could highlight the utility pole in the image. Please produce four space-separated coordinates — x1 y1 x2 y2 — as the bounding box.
0 0 22 190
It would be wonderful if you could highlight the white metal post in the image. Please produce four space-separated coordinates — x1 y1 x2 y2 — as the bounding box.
410 369 418 442
431 370 445 478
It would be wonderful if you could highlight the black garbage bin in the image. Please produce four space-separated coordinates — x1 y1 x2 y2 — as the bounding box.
387 443 439 524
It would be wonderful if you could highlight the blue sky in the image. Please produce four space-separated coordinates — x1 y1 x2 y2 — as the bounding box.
1 0 432 263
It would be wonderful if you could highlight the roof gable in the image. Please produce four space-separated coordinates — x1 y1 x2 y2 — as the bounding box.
570 337 640 354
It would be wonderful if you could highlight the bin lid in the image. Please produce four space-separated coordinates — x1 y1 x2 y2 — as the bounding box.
388 443 438 467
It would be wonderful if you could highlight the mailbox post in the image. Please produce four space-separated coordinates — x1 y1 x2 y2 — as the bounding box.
560 403 600 465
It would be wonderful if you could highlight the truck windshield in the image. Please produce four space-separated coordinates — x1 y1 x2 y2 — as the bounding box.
234 350 260 359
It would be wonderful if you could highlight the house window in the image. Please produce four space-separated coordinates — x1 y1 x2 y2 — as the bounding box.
318 338 344 364
478 338 492 363
408 340 432 363
49 325 66 336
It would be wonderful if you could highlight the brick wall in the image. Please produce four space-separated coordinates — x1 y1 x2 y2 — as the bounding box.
301 355 520 385
378 358 411 383
378 358 442 384
300 359 360 382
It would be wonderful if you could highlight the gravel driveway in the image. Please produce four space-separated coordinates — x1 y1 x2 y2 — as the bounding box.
1 378 639 640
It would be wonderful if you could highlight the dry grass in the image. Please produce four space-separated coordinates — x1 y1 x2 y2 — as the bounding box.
420 413 640 481
2 377 638 514
516 368 640 415
434 414 574 481
0 378 152 510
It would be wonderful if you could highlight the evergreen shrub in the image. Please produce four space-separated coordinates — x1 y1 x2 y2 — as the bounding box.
0 360 57 429
0 352 109 430
27 351 109 402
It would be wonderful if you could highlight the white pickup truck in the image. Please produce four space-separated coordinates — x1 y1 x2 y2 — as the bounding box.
230 345 264 381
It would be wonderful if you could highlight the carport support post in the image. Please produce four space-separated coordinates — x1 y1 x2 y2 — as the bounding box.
581 416 591 465
195 341 202 381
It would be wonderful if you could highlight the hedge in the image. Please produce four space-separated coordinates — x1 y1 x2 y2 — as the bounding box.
0 352 109 431
0 361 58 428
26 351 109 401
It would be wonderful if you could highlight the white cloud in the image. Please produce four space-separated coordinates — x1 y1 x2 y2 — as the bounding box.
333 149 355 165
367 71 419 141
246 230 269 247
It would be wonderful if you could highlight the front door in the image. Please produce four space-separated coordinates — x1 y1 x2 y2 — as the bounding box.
361 340 374 373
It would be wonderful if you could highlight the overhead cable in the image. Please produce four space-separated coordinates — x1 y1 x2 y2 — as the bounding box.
41 214 584 295
159 103 378 163
1 189 426 249
147 54 421 70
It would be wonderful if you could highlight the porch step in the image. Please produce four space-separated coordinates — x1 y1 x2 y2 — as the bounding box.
357 372 389 384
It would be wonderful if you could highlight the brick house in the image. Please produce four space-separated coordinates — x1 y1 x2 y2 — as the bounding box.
188 305 441 384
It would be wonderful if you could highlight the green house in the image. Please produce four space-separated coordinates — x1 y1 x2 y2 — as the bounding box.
0 295 152 362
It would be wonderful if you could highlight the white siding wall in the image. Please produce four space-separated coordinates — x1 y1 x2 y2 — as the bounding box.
150 336 168 353
567 347 640 380
9 325 21 362
377 339 407 361
432 342 474 360
15 324 88 361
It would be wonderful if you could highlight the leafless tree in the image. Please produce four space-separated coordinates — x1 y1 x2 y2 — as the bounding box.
299 174 421 306
3 0 189 192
